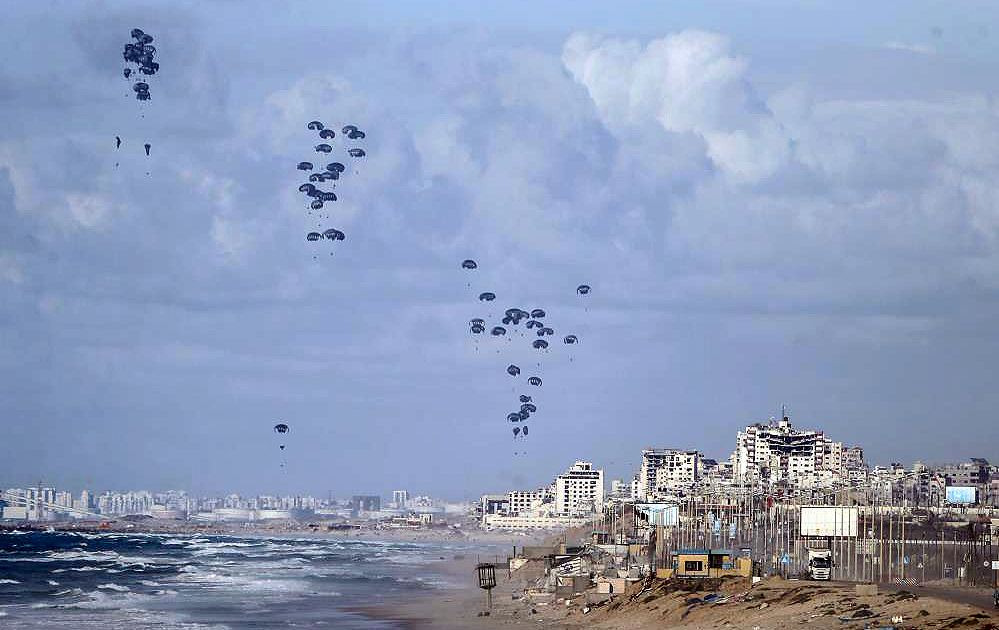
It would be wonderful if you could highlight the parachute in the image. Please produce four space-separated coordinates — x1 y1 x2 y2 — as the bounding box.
322 228 345 241
297 162 314 171
519 395 532 403
513 427 520 437
564 334 578 344
348 129 366 139
326 162 345 173
521 403 537 413
144 143 150 156
319 129 335 139
526 320 541 329
530 309 546 319
502 316 513 325
507 364 521 376
122 29 159 101
508 413 520 423
320 191 337 202
115 136 121 149
307 121 324 131
522 426 528 436
518 410 530 421
491 326 506 336
576 284 591 295
470 324 485 334
307 232 322 241
311 200 324 210
528 377 542 386
342 125 358 135
315 144 333 154
348 148 366 158
462 259 477 269
299 183 316 194
478 292 496 302
274 423 289 434
532 339 549 349
470 318 485 326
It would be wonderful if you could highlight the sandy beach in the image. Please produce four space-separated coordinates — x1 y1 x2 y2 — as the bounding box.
365 565 999 630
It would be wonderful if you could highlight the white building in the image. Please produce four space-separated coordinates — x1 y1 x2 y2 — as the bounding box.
733 414 849 487
392 490 409 508
508 488 551 515
554 461 604 515
639 449 701 500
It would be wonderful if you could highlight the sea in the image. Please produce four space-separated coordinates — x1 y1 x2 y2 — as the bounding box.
0 530 490 629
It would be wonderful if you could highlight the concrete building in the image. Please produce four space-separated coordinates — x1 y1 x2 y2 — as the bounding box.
554 461 604 515
509 488 551 515
350 495 381 515
392 490 409 508
639 449 700 500
732 414 849 487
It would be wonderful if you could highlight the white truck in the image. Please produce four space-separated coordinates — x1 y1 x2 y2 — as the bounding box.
807 548 832 580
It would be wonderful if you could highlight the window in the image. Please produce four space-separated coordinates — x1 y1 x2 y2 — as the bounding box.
684 560 703 572
709 555 725 569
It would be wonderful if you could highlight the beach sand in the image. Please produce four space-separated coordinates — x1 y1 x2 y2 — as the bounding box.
364 566 999 630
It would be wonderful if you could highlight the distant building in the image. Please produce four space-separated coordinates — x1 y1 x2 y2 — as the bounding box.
639 449 700 500
732 414 849 487
554 461 604 515
392 490 409 509
350 495 381 515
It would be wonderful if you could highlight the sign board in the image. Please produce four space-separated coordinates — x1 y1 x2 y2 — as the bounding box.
992 560 999 570
800 506 859 537
945 486 976 505
635 503 679 526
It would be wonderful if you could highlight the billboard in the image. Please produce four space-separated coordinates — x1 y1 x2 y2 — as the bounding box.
945 486 976 505
800 506 859 537
635 503 678 526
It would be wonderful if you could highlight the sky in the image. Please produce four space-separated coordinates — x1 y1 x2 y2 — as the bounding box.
2 1 999 499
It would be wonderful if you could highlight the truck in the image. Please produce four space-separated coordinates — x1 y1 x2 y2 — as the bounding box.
807 548 832 580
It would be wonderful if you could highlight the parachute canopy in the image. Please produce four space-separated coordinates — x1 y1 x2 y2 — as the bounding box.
577 284 591 295
507 364 521 376
315 144 333 154
307 121 324 131
491 326 506 336
564 334 578 344
528 376 542 386
530 309 546 319
462 259 477 269
274 423 289 433
478 292 496 302
307 232 322 241
348 148 366 158
319 129 335 139
297 162 314 171
533 339 549 349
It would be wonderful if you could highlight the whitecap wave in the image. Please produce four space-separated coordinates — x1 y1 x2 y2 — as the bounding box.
0 578 21 584
97 583 130 592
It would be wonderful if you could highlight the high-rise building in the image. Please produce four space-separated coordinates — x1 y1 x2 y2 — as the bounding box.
392 490 409 508
554 461 604 515
732 414 849 487
639 449 700 500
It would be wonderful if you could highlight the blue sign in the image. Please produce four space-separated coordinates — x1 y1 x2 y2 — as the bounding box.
945 486 976 505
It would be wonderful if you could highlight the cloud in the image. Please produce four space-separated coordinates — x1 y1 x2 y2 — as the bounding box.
882 41 936 55
3 12 999 494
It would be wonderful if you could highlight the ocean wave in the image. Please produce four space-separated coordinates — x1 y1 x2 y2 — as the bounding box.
0 578 21 584
140 579 161 586
47 579 59 585
97 583 130 592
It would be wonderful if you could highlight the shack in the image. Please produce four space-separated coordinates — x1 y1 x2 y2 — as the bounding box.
656 548 751 580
